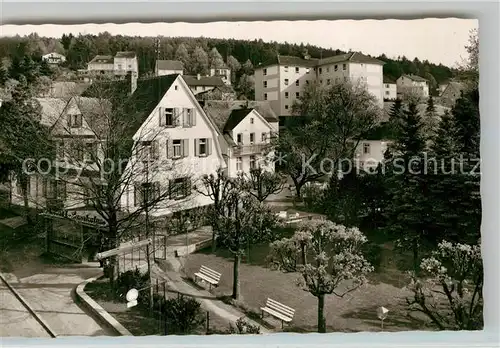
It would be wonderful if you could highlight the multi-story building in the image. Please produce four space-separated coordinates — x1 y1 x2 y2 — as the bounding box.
203 100 279 177
155 60 184 76
86 52 138 80
113 51 139 77
396 74 429 99
254 51 385 116
383 76 397 101
209 66 231 85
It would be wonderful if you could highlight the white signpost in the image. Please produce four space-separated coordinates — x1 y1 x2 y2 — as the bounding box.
377 306 389 330
96 238 153 260
126 288 139 308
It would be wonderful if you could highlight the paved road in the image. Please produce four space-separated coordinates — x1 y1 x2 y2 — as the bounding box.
6 265 115 337
0 278 51 338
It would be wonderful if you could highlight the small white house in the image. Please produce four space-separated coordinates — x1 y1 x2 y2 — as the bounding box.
156 60 184 77
354 139 391 172
113 51 138 77
42 52 66 65
396 74 429 99
203 100 278 178
209 67 231 85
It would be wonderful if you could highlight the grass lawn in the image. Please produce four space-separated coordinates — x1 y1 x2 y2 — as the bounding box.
184 216 432 333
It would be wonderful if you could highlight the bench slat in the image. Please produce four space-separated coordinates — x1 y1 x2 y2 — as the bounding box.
200 266 221 278
266 298 295 315
261 307 293 322
199 271 221 281
194 272 219 285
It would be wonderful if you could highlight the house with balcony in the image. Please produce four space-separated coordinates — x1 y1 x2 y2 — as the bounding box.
203 100 278 177
155 60 184 76
254 51 385 117
42 52 66 65
396 74 429 99
85 52 138 81
209 66 231 85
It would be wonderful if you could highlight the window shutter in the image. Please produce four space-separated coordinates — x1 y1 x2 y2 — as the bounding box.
207 138 212 156
168 179 173 199
152 140 159 159
173 108 181 126
67 115 71 128
194 139 199 157
184 178 192 197
159 107 165 126
42 178 47 197
154 182 160 200
191 109 196 126
182 139 189 157
182 109 189 128
166 139 173 159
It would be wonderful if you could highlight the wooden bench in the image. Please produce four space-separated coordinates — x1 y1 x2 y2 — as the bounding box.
261 298 295 328
193 265 221 290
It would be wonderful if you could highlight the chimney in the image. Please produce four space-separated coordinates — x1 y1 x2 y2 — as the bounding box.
197 73 201 80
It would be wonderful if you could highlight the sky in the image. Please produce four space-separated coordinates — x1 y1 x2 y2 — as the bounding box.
0 18 478 67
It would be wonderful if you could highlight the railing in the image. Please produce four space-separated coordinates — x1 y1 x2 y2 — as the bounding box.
232 143 270 156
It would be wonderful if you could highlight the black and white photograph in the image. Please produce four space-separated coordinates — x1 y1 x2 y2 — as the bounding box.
0 17 482 339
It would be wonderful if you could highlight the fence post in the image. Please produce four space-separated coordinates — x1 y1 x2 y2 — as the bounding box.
206 311 210 334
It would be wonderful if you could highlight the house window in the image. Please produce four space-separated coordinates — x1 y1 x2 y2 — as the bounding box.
250 117 254 124
184 108 196 127
306 68 310 74
169 177 191 200
327 79 331 85
295 67 299 73
264 93 268 100
343 64 347 70
385 84 390 88
237 133 243 145
160 108 174 127
320 80 323 84
84 142 98 162
385 91 390 95
284 79 289 86
174 85 178 90
249 156 256 169
319 67 322 74
68 114 83 128
285 92 289 99
295 92 300 98
250 133 255 144
263 68 267 76
363 143 370 154
295 80 299 87
326 67 330 72
173 139 182 158
284 66 289 72
335 77 340 83
117 64 122 70
306 80 309 85
198 138 207 156
261 132 267 142
236 157 243 171
334 65 338 71
263 81 267 88
284 105 289 110
139 140 159 160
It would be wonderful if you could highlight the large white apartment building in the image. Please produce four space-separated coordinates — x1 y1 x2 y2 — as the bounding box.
254 52 385 116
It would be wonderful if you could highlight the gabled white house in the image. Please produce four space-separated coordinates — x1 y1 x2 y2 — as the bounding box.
116 74 227 217
396 74 429 99
155 60 184 76
203 100 278 178
209 66 231 86
42 52 66 65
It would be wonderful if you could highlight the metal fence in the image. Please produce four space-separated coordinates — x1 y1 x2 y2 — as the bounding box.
117 234 167 275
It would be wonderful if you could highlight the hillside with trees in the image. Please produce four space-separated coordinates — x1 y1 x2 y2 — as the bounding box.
0 33 456 94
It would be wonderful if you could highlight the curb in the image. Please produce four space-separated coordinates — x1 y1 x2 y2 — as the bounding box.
0 273 58 338
75 276 133 336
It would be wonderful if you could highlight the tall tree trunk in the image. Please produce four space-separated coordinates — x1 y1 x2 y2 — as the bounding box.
301 245 307 265
211 225 217 252
412 239 419 274
232 253 241 300
317 294 326 333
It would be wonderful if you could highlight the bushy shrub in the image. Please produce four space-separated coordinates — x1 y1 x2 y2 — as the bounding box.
157 295 205 334
115 269 149 302
362 241 383 272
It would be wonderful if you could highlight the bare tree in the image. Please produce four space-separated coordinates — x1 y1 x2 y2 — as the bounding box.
237 166 285 203
276 81 381 199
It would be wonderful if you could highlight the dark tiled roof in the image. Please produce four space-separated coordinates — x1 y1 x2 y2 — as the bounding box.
203 100 278 127
82 74 179 143
402 74 428 82
89 55 114 64
156 60 184 71
258 51 384 69
318 52 385 66
115 51 137 59
223 108 253 132
182 75 225 87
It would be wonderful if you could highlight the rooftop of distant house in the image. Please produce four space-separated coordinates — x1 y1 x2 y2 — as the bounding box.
89 55 114 64
156 60 184 71
182 75 225 87
257 51 385 69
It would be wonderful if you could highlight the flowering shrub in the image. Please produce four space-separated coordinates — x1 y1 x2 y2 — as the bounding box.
406 240 483 330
